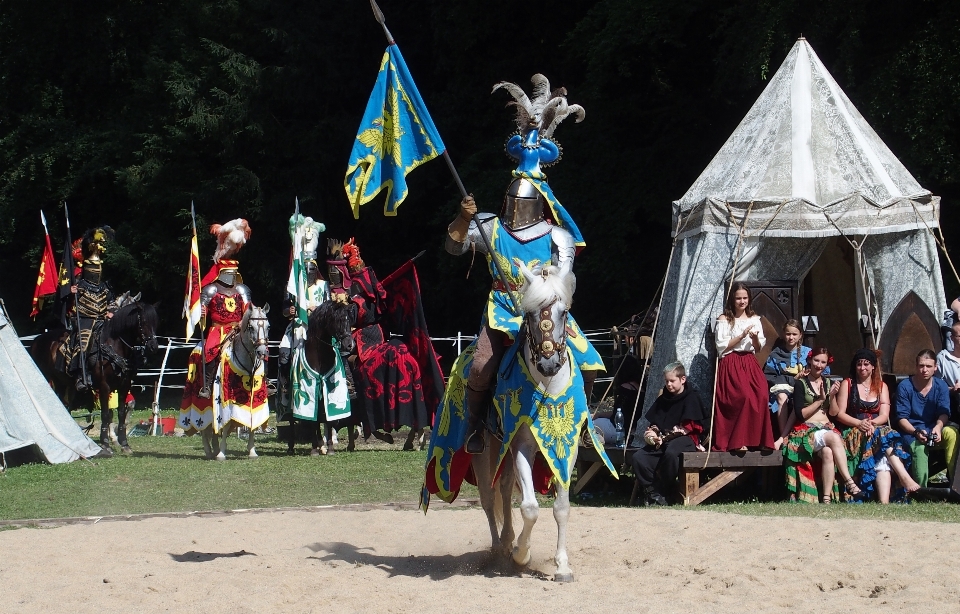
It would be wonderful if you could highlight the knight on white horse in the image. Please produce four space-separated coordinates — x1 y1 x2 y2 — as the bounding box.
180 219 271 459
422 75 616 581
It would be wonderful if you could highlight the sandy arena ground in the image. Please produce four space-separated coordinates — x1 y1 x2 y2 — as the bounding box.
2 505 959 613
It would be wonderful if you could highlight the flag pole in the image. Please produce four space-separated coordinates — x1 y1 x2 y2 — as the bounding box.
368 0 521 315
64 201 88 389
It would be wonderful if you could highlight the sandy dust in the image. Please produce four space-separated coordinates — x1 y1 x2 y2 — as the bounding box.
2 505 959 613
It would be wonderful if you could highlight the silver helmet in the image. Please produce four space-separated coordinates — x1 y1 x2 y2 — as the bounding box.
500 177 545 231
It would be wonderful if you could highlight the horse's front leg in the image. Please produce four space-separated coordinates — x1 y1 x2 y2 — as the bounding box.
402 427 417 451
217 423 230 461
511 426 540 568
552 445 577 583
247 423 258 459
201 427 217 460
471 447 502 554
96 372 114 455
323 422 336 455
497 453 516 557
347 419 357 452
115 380 133 455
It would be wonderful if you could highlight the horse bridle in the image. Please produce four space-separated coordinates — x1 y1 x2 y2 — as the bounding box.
116 306 157 359
525 297 568 367
240 312 270 373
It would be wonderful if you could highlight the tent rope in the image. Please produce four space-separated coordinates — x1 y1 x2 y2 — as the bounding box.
617 215 685 471
908 199 960 290
701 201 755 471
823 211 880 349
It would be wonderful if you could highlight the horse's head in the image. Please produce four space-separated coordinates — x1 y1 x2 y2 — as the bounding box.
311 300 356 354
138 301 160 354
240 304 271 361
111 301 160 355
518 262 575 377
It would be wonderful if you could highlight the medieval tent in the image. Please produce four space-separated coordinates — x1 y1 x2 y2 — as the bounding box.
0 304 103 466
644 38 948 413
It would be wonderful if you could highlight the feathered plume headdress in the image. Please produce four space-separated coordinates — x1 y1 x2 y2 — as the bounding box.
492 74 585 139
289 215 325 261
81 225 115 259
210 218 251 262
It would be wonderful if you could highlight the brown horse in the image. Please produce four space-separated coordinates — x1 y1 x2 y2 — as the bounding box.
30 301 160 455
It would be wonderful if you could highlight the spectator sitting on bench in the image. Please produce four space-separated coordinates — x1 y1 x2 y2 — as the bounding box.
936 320 960 425
764 318 824 449
832 348 918 503
896 349 959 487
630 361 706 506
783 347 863 503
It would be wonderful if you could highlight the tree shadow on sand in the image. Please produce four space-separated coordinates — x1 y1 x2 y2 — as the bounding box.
305 541 549 581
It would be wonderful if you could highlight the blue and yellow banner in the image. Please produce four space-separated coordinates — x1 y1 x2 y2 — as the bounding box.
345 45 445 218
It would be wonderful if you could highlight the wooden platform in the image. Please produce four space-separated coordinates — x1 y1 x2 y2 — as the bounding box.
679 450 783 506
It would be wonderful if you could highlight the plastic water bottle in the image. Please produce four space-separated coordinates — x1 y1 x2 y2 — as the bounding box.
614 408 625 447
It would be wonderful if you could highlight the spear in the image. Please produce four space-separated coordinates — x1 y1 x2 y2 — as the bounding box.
64 201 88 389
367 0 521 316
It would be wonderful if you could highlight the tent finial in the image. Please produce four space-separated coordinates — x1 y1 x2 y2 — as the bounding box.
798 34 805 41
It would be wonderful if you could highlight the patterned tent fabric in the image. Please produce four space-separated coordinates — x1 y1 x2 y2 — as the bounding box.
0 308 102 463
643 39 947 415
674 39 937 241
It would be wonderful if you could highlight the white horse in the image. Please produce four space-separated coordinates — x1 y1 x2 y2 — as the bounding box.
476 263 580 582
201 304 271 460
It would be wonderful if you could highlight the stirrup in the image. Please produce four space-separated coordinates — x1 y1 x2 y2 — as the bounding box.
465 429 485 455
198 386 212 399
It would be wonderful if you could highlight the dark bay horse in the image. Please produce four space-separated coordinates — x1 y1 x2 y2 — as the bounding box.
286 300 357 455
31 301 160 455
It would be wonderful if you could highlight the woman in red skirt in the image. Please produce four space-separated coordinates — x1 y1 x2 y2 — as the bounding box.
713 282 774 451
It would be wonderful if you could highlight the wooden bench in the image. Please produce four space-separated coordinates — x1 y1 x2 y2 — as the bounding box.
679 450 783 506
573 445 638 495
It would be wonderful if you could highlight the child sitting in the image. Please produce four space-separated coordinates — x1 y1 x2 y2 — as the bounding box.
630 361 707 505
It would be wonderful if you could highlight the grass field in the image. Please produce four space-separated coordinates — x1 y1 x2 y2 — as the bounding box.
3 410 960 524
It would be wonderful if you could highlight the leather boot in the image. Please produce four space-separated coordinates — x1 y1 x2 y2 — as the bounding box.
644 485 668 506
464 386 487 455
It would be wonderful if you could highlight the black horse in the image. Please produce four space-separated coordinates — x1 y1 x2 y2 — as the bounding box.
31 301 160 455
283 300 360 455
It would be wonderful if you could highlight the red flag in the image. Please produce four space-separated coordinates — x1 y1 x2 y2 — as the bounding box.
31 212 59 318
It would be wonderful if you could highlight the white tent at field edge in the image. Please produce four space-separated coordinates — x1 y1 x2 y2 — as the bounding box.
642 38 947 419
0 304 103 467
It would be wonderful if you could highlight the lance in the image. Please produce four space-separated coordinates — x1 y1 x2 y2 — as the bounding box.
64 202 88 389
368 0 521 316
192 200 214 397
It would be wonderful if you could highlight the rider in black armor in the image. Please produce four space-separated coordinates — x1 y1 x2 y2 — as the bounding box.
69 227 115 391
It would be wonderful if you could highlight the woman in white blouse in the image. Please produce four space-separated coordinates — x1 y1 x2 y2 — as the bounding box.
713 282 775 450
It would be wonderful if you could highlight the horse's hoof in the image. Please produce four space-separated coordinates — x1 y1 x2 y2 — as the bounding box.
248 452 258 459
91 447 113 459
120 446 133 455
554 573 575 583
215 453 226 461
512 548 532 567
372 430 394 444
326 447 336 456
402 442 414 451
